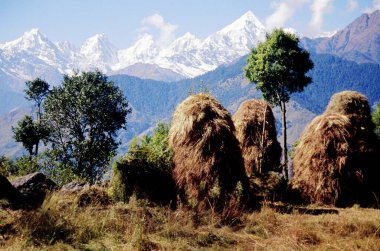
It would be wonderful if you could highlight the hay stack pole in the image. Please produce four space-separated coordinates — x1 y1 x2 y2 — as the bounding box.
290 91 380 207
232 99 281 176
169 93 248 210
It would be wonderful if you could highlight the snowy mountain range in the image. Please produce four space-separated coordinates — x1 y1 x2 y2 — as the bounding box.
0 11 266 89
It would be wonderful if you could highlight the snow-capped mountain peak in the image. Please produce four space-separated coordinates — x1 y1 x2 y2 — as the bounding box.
114 34 158 71
162 32 201 55
79 34 119 70
219 11 266 34
1 28 56 55
1 10 270 84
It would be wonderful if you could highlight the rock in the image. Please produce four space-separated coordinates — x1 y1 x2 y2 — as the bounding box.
0 174 24 206
11 172 57 205
61 181 90 193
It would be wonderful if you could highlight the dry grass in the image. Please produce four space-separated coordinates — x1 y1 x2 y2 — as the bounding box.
169 93 248 210
1 190 380 250
232 99 281 176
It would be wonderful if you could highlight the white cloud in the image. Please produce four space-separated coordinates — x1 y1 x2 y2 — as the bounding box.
364 0 380 13
265 0 309 29
141 14 178 48
309 0 333 35
347 0 359 12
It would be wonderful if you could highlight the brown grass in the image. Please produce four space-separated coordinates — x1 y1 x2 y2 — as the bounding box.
168 93 249 210
233 99 281 176
291 91 380 207
1 190 380 250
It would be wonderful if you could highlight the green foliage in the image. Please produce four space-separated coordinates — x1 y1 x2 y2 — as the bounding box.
12 79 50 157
0 155 13 176
289 140 300 160
43 71 131 183
372 103 380 137
12 156 39 176
12 115 49 156
37 150 79 186
7 151 77 185
244 29 313 179
111 123 175 205
25 78 50 119
244 29 313 106
127 123 173 171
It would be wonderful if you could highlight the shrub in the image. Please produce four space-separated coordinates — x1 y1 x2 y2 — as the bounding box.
111 123 176 205
0 155 13 176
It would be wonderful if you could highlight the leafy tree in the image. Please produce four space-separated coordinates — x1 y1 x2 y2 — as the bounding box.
12 115 48 156
244 29 313 180
25 78 50 120
372 103 380 137
43 71 131 183
12 78 50 156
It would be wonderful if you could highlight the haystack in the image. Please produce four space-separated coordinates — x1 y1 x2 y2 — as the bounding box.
232 99 281 176
169 94 248 210
290 91 380 207
325 90 373 129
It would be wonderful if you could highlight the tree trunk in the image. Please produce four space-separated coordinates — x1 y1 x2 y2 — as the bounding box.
35 141 39 156
28 147 33 159
281 101 288 180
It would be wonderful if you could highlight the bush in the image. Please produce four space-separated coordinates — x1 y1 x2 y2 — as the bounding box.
0 155 13 176
111 123 176 205
9 151 80 186
36 150 81 186
12 156 39 176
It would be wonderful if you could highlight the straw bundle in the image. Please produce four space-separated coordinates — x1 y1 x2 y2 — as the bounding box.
233 99 281 176
169 94 248 209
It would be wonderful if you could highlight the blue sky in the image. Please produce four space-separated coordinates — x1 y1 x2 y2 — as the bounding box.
0 0 378 48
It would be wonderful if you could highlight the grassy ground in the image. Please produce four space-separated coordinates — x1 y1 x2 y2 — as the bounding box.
1 190 379 251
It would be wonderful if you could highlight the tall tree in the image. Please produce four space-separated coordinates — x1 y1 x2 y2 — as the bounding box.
12 115 48 157
244 29 313 180
25 78 50 120
24 78 50 155
43 71 131 183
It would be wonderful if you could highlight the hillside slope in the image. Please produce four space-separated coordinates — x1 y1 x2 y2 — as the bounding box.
2 52 380 157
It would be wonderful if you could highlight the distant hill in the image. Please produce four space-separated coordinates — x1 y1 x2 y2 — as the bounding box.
112 63 185 82
293 53 380 114
0 83 27 115
3 47 380 157
301 10 380 65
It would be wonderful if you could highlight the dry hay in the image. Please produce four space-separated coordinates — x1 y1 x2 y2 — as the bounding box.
169 94 249 210
232 99 281 176
325 90 373 129
290 112 380 207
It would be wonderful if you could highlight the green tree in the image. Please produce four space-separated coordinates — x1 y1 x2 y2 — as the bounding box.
43 71 131 183
25 78 50 120
244 29 313 180
372 103 380 137
12 115 48 157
